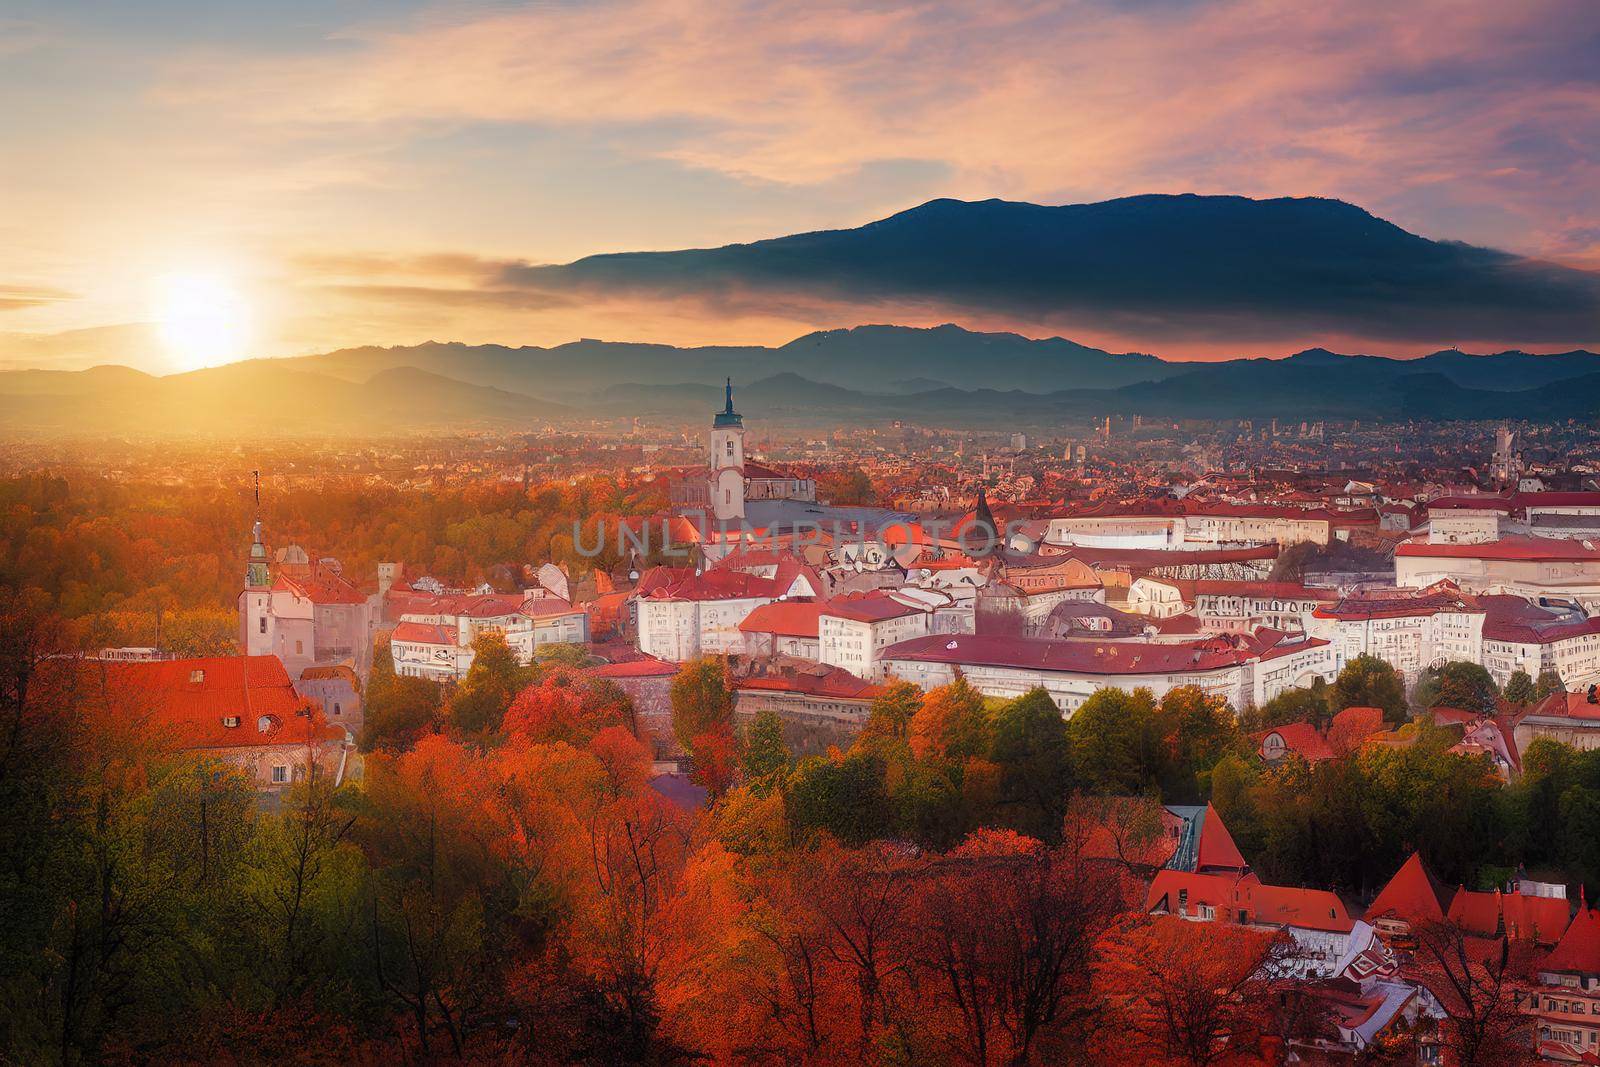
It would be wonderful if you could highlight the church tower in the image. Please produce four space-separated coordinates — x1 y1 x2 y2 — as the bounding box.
241 472 275 656
710 378 746 522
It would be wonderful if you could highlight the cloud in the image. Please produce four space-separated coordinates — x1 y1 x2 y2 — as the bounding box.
0 285 76 311
155 0 1600 263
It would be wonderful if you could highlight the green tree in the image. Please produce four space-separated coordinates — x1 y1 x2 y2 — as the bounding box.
1535 669 1565 700
1503 670 1537 706
447 630 530 734
1208 754 1264 860
740 708 789 793
1331 654 1409 725
1157 686 1239 803
987 688 1073 842
364 674 443 751
1415 661 1499 714
1067 687 1161 796
1559 785 1600 894
1246 683 1330 731
670 656 734 753
785 753 891 845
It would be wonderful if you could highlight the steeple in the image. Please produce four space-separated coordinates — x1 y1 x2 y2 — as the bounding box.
245 469 271 589
714 377 743 428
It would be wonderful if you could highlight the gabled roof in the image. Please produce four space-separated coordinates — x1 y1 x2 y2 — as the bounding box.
1259 722 1335 762
88 655 341 750
391 620 454 646
1448 888 1571 944
739 599 826 638
1543 904 1600 976
1366 852 1446 927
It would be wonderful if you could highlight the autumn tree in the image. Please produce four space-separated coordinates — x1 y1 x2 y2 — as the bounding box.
1410 921 1537 1066
912 827 1125 1064
1094 917 1292 1066
670 657 732 748
501 665 633 746
857 679 922 750
909 676 990 762
361 673 441 751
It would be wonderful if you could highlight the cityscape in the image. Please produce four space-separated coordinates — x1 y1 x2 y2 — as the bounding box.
4 1 1600 1065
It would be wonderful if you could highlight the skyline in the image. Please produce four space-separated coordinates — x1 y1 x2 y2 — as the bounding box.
3 0 1599 372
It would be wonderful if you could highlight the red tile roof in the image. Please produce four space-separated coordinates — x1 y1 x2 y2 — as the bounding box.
882 634 1256 675
102 655 341 750
1396 534 1600 562
391 621 453 645
1448 888 1571 944
824 592 926 623
1543 905 1600 976
591 656 678 678
739 599 826 637
1259 722 1335 762
1196 801 1249 872
1366 852 1446 927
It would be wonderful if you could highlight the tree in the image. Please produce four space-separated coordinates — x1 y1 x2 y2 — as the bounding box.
1067 687 1160 795
1535 669 1565 700
1268 540 1319 583
1331 654 1408 725
987 688 1073 842
502 666 633 746
670 657 733 754
1155 686 1238 803
1410 920 1537 1066
361 673 441 751
447 630 530 734
1502 670 1537 706
1246 683 1329 731
912 828 1124 1065
1095 917 1292 1066
857 680 922 750
909 677 990 762
1416 661 1499 714
689 724 737 800
785 753 891 846
740 708 789 793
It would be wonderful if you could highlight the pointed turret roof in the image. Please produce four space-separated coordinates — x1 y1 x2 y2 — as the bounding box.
1542 898 1600 975
1195 802 1249 873
1366 852 1446 926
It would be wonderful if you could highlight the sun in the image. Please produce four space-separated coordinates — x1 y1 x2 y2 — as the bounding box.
154 271 251 371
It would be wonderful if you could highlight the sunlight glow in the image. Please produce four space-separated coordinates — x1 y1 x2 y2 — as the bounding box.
154 272 251 371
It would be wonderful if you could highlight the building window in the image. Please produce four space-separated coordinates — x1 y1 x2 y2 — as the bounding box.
271 765 288 783
258 616 267 634
189 669 205 684
295 640 303 655
725 440 734 456
333 702 341 717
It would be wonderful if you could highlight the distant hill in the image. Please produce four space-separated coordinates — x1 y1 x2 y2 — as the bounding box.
509 194 1600 347
0 359 564 435
2 327 1597 437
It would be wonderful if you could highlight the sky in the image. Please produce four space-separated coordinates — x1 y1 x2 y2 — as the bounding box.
2 0 1598 372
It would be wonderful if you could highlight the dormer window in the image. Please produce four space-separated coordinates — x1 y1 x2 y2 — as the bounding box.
257 715 274 733
222 715 240 728
189 669 205 684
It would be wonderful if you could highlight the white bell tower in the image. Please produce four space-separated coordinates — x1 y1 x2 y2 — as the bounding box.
710 378 745 522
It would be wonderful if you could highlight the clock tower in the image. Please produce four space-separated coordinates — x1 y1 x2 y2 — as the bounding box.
710 378 746 523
